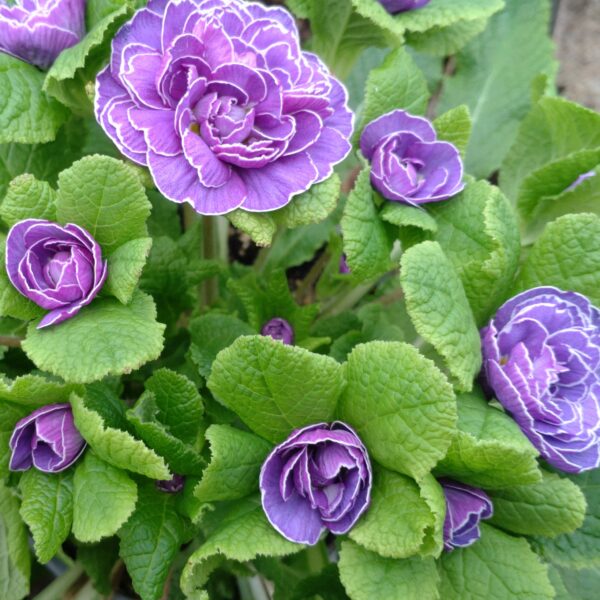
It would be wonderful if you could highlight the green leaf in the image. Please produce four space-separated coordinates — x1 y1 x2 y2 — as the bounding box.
533 468 600 569
0 54 68 144
44 5 131 111
77 538 119 596
189 313 255 379
228 210 276 247
193 425 272 503
181 496 302 599
19 469 74 563
380 203 438 232
349 467 442 559
500 97 600 201
70 392 171 479
357 47 429 139
0 240 44 322
428 180 520 325
0 374 83 476
56 155 151 254
119 481 187 600
338 341 456 480
0 481 30 600
105 237 153 304
550 564 600 600
514 213 600 306
273 174 341 229
433 105 472 158
341 168 394 281
338 540 439 600
400 241 481 390
0 174 56 226
439 524 554 600
72 452 137 543
208 335 344 444
438 0 556 178
23 291 165 384
437 391 541 489
488 471 586 538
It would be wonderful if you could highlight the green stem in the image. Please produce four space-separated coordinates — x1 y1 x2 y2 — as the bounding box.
34 564 84 600
253 227 282 274
306 542 329 574
319 281 376 317
202 216 220 306
0 335 23 348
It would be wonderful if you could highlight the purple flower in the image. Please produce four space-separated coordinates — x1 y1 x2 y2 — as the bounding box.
260 422 372 545
9 403 86 473
339 253 350 275
481 287 600 474
441 479 493 551
565 170 596 193
360 110 464 205
379 0 431 14
156 474 185 493
5 219 108 328
0 0 85 70
261 317 294 345
95 0 353 216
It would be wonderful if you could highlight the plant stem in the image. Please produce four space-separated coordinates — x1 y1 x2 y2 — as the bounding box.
201 216 220 306
0 335 24 348
319 281 376 317
295 250 331 304
33 564 84 600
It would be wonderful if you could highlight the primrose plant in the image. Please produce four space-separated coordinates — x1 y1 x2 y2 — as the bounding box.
0 0 599 599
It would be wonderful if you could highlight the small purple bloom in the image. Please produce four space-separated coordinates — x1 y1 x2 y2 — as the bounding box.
95 0 353 216
9 403 86 473
441 479 493 551
5 219 108 328
260 422 372 545
339 253 350 275
261 317 294 345
360 109 464 205
481 287 600 474
565 170 596 193
156 474 185 493
0 0 85 70
379 0 431 14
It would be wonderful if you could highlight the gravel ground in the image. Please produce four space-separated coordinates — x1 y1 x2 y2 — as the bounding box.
555 0 600 109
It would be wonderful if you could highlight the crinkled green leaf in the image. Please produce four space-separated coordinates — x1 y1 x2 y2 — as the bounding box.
119 481 187 600
439 0 556 178
273 174 341 229
208 335 343 444
400 241 481 390
181 496 302 599
489 471 586 538
550 564 600 600
228 210 276 247
341 168 394 281
433 105 472 158
70 391 170 479
189 313 255 379
437 391 541 489
357 47 429 139
56 155 151 254
339 341 456 480
440 523 554 600
0 174 56 226
44 5 131 110
0 54 68 144
514 213 600 306
380 203 438 232
0 481 30 600
349 467 442 559
72 452 137 543
428 180 520 325
339 540 439 600
194 425 272 503
533 469 600 570
23 291 165 383
500 97 600 201
19 469 73 563
105 237 153 305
